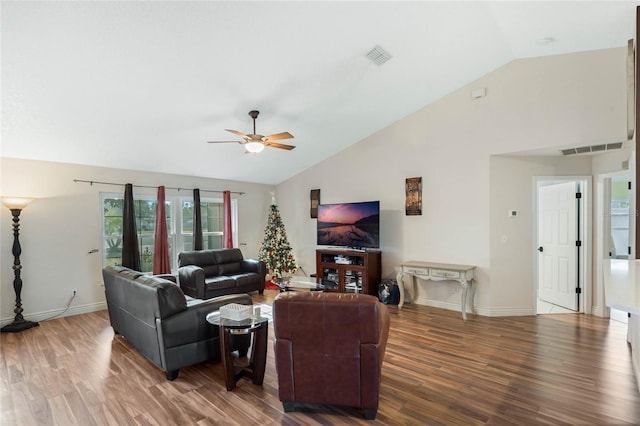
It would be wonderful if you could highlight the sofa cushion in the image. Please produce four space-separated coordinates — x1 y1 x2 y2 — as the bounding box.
205 276 237 290
201 265 220 277
218 261 242 275
111 265 144 280
231 272 263 288
179 250 216 267
135 275 188 318
213 248 244 264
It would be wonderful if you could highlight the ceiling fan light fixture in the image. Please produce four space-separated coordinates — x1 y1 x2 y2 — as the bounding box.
245 141 265 153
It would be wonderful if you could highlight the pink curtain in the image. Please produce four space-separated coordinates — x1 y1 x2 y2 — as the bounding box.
153 186 171 274
223 190 233 248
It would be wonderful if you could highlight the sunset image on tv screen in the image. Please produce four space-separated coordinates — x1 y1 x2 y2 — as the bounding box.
317 201 380 248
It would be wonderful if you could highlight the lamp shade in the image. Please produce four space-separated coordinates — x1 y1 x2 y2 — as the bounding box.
2 197 34 210
245 141 265 153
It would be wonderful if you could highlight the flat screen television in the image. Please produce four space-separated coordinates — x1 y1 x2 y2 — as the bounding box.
317 201 380 249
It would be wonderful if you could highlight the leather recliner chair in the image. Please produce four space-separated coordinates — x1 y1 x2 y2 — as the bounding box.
272 291 390 420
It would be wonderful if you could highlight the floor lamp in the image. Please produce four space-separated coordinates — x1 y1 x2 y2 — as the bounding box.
1 197 38 333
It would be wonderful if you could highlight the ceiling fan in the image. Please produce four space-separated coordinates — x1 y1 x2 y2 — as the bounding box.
207 110 295 153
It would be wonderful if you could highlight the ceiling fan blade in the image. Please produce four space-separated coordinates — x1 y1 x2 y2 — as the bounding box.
264 142 296 150
207 140 246 145
226 129 250 139
209 112 294 153
262 131 294 142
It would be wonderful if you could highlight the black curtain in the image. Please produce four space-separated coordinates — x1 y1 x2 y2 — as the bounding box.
122 183 141 271
193 188 203 250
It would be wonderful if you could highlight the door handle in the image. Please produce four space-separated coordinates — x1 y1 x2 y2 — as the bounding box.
537 246 543 252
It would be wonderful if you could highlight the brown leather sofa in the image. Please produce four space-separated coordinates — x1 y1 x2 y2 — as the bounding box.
178 248 266 299
272 291 390 420
102 265 252 381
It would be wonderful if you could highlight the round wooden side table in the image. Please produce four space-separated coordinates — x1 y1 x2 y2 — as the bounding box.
206 311 269 391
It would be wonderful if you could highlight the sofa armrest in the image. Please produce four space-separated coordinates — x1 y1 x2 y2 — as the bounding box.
154 274 177 284
240 259 267 294
241 258 261 273
178 265 206 299
242 259 267 287
159 293 253 348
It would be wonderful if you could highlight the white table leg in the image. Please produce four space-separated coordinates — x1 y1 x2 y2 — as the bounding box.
460 279 470 321
396 270 406 309
467 280 476 315
408 275 416 303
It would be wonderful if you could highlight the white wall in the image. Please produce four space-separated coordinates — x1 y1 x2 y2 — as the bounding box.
0 158 275 325
489 155 594 315
278 47 627 316
1 47 628 322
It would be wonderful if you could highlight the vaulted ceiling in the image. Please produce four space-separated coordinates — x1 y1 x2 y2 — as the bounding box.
2 1 636 184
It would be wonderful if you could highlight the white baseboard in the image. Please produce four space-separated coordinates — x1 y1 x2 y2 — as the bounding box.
412 297 535 317
481 306 536 317
633 347 640 394
1 302 107 327
590 304 607 317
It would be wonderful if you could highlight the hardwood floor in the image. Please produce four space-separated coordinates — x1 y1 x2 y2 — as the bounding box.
2 290 639 425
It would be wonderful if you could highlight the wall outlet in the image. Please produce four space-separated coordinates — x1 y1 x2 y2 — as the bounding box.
72 289 77 297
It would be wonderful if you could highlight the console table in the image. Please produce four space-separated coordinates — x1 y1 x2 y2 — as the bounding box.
396 261 476 320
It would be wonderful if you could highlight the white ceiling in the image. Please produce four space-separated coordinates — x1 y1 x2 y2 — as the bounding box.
1 1 637 185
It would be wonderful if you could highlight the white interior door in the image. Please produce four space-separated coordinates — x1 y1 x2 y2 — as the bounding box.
537 181 579 311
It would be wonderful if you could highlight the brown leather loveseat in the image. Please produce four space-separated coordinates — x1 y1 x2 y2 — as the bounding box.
178 248 266 299
272 291 390 420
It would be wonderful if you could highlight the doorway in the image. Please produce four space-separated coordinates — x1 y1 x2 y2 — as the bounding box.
603 172 631 323
535 177 591 314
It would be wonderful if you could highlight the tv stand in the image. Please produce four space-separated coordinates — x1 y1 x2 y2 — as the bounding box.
316 248 381 296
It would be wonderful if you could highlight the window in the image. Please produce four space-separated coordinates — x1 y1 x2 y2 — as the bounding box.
101 193 237 273
181 200 224 250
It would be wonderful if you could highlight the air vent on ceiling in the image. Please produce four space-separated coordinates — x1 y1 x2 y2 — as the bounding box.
561 142 624 156
366 45 392 66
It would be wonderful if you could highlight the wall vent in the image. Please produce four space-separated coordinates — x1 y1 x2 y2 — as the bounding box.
561 142 624 156
366 45 392 66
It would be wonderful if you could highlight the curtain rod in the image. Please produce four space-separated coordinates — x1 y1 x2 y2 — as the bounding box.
73 179 245 195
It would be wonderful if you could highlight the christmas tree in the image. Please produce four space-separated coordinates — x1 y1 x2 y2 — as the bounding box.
259 203 298 279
